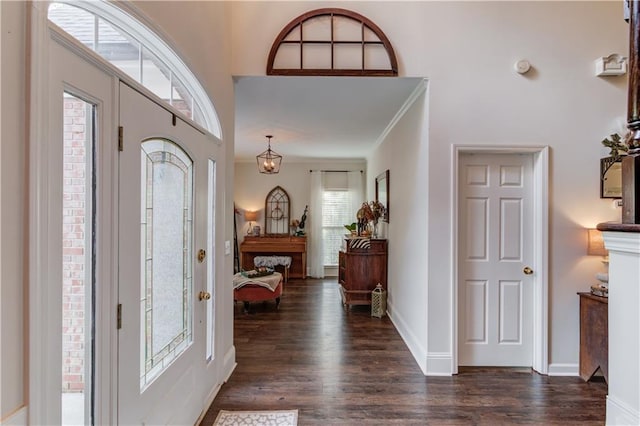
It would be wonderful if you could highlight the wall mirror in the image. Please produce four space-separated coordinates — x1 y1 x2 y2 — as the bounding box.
375 170 390 222
600 156 622 199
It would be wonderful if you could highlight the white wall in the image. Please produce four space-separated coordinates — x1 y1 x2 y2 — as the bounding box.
367 84 430 373
1 0 26 419
231 1 627 374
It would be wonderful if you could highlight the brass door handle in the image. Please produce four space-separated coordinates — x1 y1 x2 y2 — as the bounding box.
198 291 211 301
523 266 534 275
197 249 206 263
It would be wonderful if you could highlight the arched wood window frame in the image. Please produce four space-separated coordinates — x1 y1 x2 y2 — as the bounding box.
267 8 398 77
264 186 291 235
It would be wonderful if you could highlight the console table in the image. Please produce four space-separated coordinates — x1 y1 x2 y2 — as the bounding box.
578 292 608 383
338 238 387 307
240 236 306 279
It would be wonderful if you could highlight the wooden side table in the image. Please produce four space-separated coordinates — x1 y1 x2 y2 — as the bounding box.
578 292 608 383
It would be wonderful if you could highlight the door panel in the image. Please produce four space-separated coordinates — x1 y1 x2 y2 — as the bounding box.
459 153 533 366
118 82 219 424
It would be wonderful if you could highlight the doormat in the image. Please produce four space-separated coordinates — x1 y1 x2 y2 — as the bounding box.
213 409 298 426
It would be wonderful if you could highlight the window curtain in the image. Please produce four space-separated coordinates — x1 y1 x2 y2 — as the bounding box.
347 171 364 219
308 171 325 278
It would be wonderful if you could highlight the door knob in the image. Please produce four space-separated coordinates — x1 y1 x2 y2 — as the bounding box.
198 291 211 301
523 266 534 275
197 249 206 263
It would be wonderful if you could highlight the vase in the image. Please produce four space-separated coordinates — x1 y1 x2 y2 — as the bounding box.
372 221 378 238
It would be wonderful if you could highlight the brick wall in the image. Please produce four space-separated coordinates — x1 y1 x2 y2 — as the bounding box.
62 98 87 392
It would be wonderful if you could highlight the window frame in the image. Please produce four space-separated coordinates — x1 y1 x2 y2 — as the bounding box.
48 0 222 139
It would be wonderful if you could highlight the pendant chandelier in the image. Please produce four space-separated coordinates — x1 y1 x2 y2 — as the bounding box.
256 135 283 174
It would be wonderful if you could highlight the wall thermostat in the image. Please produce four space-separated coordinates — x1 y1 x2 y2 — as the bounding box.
514 60 531 74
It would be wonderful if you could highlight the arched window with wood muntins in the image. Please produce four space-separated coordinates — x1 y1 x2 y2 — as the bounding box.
267 8 398 77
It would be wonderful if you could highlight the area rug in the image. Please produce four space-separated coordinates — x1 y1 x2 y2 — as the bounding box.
213 409 298 426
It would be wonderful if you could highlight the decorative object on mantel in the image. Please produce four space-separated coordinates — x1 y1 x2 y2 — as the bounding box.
256 135 282 174
594 53 628 76
244 210 258 235
587 228 609 297
602 132 629 160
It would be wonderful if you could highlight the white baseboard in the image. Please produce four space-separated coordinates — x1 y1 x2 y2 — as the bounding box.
387 303 427 375
426 352 454 376
1 406 27 426
223 345 237 382
547 363 579 376
607 396 640 425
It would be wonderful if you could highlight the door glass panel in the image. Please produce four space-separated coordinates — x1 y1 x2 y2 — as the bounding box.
61 93 95 425
140 139 193 389
206 160 215 361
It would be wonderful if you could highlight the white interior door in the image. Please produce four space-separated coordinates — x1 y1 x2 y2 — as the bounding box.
117 82 219 424
458 153 534 367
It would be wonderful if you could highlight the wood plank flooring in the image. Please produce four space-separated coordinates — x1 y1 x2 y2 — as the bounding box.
200 278 607 425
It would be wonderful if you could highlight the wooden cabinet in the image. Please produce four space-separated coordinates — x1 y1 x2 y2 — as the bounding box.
240 236 307 279
578 292 608 383
338 239 387 307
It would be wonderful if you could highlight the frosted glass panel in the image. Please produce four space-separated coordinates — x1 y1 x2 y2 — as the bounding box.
140 139 193 388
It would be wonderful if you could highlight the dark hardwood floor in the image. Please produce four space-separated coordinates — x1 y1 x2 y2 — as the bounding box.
200 278 607 425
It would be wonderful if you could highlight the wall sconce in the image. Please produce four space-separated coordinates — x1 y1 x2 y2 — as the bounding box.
595 53 627 76
587 228 609 297
244 210 258 235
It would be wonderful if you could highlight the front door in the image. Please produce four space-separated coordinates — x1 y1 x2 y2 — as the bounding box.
458 153 534 366
117 82 219 424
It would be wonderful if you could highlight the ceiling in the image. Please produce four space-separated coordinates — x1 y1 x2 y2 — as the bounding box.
234 76 423 162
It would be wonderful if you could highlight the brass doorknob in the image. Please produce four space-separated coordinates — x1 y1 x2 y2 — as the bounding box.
523 266 534 275
198 291 211 301
197 249 206 263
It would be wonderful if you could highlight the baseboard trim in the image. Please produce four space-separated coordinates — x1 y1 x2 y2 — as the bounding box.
387 303 427 375
607 395 640 425
1 406 27 426
223 345 237 382
426 352 454 376
547 363 578 376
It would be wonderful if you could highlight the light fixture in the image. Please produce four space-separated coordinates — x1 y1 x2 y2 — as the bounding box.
587 228 609 297
244 210 258 235
256 135 282 174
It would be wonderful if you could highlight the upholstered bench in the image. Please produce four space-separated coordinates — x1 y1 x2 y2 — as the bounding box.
253 255 292 282
233 271 283 313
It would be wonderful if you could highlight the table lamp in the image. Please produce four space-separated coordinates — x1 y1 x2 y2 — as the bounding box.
587 228 609 296
244 211 258 235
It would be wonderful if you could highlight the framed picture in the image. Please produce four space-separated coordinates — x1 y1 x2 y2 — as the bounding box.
375 169 390 222
601 156 622 199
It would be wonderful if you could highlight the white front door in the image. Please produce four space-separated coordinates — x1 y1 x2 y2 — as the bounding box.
117 82 220 424
458 153 534 366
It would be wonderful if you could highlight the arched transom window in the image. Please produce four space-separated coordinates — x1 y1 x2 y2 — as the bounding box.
48 1 222 138
267 8 398 76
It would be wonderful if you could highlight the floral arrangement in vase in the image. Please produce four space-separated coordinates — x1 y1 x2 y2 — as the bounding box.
356 201 386 237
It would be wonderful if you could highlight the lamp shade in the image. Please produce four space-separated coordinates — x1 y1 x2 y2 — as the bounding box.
587 229 607 256
244 210 258 222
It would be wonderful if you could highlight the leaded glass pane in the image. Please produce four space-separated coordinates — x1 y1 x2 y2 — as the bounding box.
140 139 193 389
